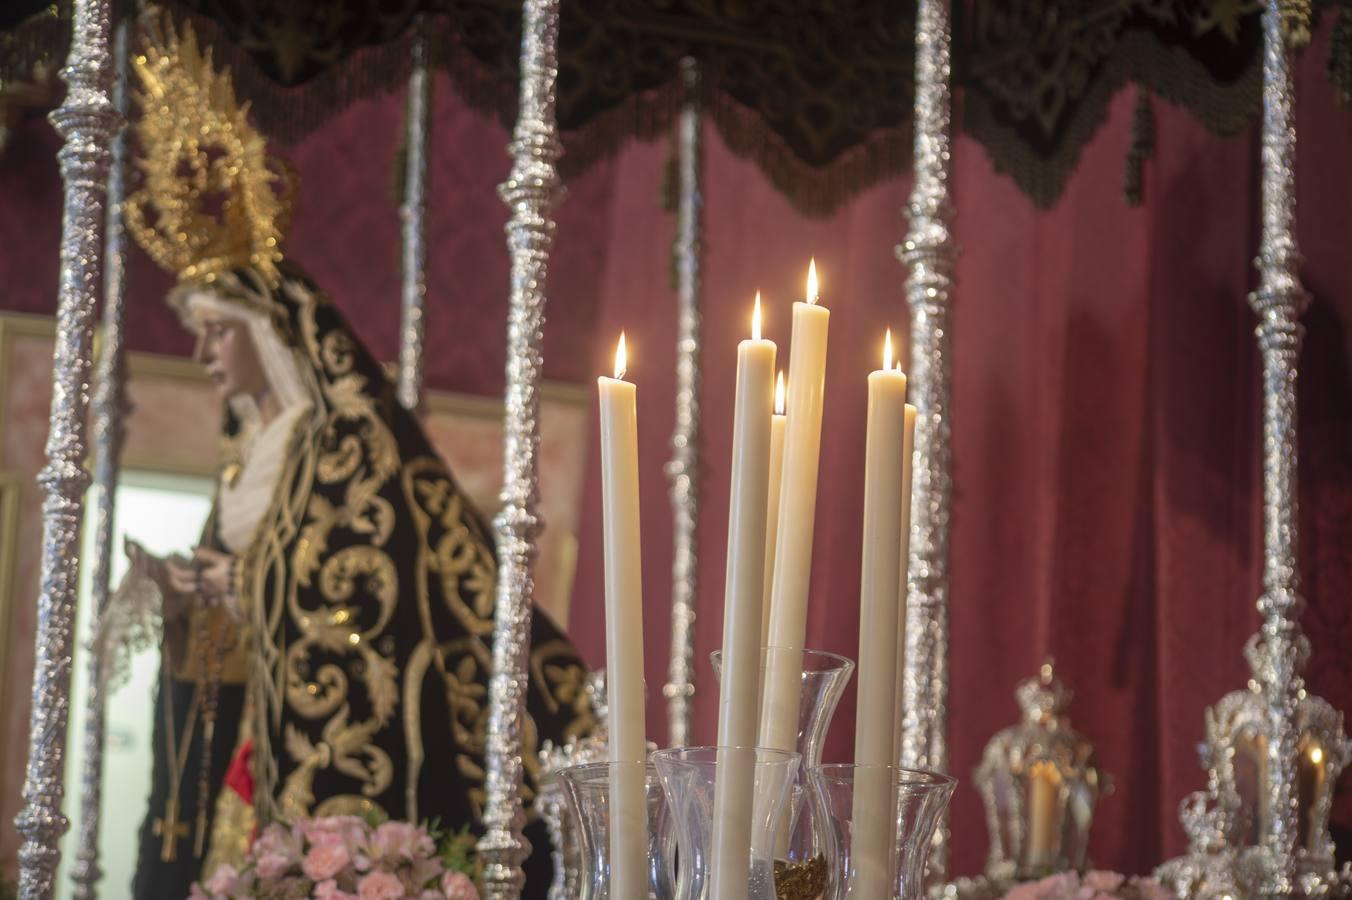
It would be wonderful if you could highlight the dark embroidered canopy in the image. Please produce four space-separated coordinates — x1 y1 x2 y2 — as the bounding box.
3 0 1348 212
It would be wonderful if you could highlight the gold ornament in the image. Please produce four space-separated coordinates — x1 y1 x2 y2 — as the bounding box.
124 11 292 287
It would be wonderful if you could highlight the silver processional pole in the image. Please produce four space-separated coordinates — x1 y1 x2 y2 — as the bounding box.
15 0 120 895
477 0 562 896
663 57 703 748
899 0 958 879
397 18 431 413
69 13 132 900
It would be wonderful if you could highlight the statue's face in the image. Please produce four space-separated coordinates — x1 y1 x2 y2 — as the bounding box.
196 314 269 402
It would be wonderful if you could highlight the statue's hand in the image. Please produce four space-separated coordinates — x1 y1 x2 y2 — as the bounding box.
163 556 200 621
125 538 163 581
127 539 193 619
192 546 241 620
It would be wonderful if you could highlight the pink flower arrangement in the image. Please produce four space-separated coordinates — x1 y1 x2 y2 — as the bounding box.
1003 871 1174 900
189 816 480 900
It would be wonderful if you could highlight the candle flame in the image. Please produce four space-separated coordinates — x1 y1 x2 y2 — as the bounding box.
1311 746 1324 765
752 292 763 341
614 333 627 380
775 370 786 415
883 328 893 371
806 258 819 305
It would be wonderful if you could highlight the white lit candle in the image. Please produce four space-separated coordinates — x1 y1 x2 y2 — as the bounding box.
597 333 647 897
717 295 777 746
856 331 906 764
759 260 830 755
850 331 907 897
711 295 777 898
893 403 916 765
760 371 787 652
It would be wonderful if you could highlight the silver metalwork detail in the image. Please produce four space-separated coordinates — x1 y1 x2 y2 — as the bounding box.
1156 3 1352 896
537 671 608 900
70 14 131 900
476 0 562 896
15 0 119 896
970 663 1106 884
1249 3 1308 893
899 0 957 878
397 18 431 412
662 57 703 748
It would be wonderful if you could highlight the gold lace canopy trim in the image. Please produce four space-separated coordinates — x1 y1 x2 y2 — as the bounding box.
1 0 1340 213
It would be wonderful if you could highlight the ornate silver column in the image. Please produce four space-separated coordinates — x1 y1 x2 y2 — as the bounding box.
1155 6 1352 898
662 57 703 748
898 0 957 878
15 0 118 896
1249 1 1308 891
69 14 131 900
397 18 431 412
476 1 561 897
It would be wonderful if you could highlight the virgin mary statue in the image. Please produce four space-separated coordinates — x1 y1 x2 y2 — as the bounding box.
100 16 594 898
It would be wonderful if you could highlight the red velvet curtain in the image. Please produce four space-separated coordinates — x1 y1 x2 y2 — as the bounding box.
0 24 1349 884
566 31 1352 878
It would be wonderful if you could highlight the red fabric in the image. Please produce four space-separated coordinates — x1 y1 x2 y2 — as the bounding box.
1 28 1349 882
223 738 254 806
566 31 1352 879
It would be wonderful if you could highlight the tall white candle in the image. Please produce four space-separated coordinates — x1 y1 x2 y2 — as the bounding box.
717 296 776 746
711 296 777 898
597 334 647 898
893 404 917 765
850 332 907 897
759 260 830 755
760 372 787 652
856 333 907 764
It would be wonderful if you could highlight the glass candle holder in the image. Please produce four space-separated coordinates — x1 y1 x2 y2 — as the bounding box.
560 760 675 900
712 646 855 885
808 764 957 899
652 746 801 900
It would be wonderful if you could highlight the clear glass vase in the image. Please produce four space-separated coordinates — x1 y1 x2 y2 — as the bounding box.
712 647 855 889
808 765 957 899
652 746 801 900
560 761 675 900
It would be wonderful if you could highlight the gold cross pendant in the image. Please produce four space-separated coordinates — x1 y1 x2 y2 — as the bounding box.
153 797 190 862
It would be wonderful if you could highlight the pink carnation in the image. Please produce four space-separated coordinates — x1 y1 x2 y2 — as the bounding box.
1084 872 1124 892
370 820 435 861
254 821 304 864
254 851 295 880
999 871 1176 900
315 879 359 900
303 838 353 882
358 870 407 900
1129 878 1175 900
404 854 441 888
441 871 480 900
306 815 369 853
204 863 248 897
1005 885 1047 900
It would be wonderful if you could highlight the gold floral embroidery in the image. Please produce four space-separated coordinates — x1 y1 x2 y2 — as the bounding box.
402 640 436 821
320 329 355 376
314 795 383 819
439 638 491 752
531 639 597 741
217 284 592 839
284 642 348 719
316 433 363 483
316 545 397 637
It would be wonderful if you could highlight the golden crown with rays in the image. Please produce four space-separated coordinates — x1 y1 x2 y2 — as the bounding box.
124 11 293 287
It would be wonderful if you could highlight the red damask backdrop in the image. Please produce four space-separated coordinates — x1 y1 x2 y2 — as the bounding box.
1 25 1350 883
